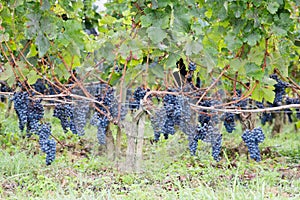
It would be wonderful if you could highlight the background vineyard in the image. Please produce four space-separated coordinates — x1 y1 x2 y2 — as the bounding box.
0 0 300 199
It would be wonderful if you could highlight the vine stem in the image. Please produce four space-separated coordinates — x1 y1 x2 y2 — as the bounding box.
233 71 238 97
143 49 150 87
274 68 300 98
262 38 269 71
50 133 65 148
214 80 258 108
190 103 300 114
196 65 230 105
116 57 129 123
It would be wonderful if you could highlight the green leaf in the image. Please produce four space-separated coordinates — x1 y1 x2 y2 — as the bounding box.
41 0 51 10
252 84 275 103
0 33 9 42
165 53 180 69
247 46 264 66
100 15 117 26
149 63 164 78
27 70 39 85
224 33 243 51
245 62 264 80
267 2 280 14
0 63 13 81
205 8 213 19
184 40 203 56
246 32 261 46
140 15 152 28
26 43 38 58
203 48 217 73
35 32 50 57
40 16 57 40
270 25 287 36
229 58 245 71
25 13 41 38
147 27 167 44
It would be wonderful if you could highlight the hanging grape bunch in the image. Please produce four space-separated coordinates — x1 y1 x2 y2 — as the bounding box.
129 86 149 110
242 127 265 162
222 112 236 133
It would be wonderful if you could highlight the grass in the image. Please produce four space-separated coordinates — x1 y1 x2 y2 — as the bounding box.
0 107 299 199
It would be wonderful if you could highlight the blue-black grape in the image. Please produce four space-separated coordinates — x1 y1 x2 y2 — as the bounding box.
233 89 248 108
198 100 219 126
212 134 222 162
0 82 11 102
242 127 265 162
53 103 75 134
27 98 44 136
90 113 109 144
270 74 289 106
189 122 222 161
91 86 117 144
129 86 149 110
32 78 47 94
12 92 30 132
71 101 90 136
37 123 56 165
222 112 235 133
285 97 300 120
188 62 196 71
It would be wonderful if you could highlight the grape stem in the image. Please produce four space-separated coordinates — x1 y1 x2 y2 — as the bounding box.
190 103 300 114
196 65 230 105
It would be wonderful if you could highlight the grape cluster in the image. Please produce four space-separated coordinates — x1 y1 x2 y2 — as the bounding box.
212 134 222 162
189 122 222 161
222 112 235 133
27 99 44 136
37 123 56 165
233 89 248 108
90 112 109 144
242 127 265 162
188 62 196 71
0 82 11 102
189 124 207 156
72 101 90 136
32 79 47 94
270 74 289 106
285 97 300 120
53 103 76 134
91 86 116 144
151 89 183 141
198 100 219 126
129 86 149 110
255 101 273 125
12 92 30 131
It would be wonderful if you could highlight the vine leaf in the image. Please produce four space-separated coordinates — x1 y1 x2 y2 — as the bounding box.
0 33 9 42
267 2 280 14
245 63 264 80
247 46 264 66
203 48 217 73
140 15 152 28
184 39 203 56
246 32 261 46
0 63 13 81
224 33 243 51
147 27 167 44
36 32 50 57
229 58 245 72
165 53 179 69
27 70 39 85
25 13 41 38
252 83 275 103
26 43 38 58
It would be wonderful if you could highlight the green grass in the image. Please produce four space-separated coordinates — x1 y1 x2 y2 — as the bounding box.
0 108 299 199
